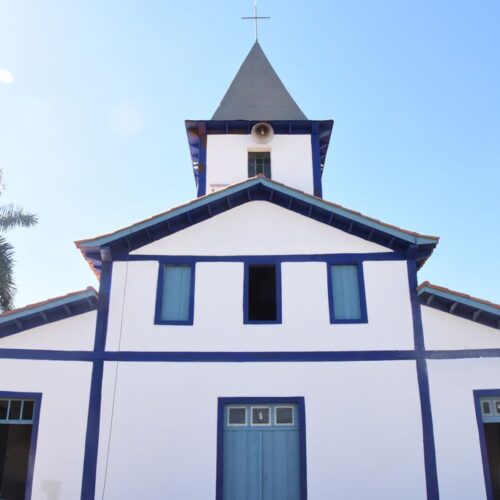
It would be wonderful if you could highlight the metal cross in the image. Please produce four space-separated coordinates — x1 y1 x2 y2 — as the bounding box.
242 0 270 41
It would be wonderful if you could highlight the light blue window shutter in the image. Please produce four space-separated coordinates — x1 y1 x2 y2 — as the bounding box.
331 264 362 320
161 265 192 321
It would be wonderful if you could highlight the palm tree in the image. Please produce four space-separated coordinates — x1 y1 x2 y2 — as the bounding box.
0 170 37 311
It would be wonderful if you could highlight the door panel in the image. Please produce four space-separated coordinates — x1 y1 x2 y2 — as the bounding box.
261 430 300 500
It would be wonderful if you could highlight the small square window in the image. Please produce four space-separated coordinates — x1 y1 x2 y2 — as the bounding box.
156 264 194 324
495 401 500 415
482 401 492 415
9 400 22 420
247 264 279 322
275 406 294 425
22 400 34 421
329 263 366 323
0 400 8 420
252 407 271 425
228 407 247 426
248 152 271 178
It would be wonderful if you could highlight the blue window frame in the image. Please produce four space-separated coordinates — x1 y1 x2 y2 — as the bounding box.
0 392 42 500
474 390 500 500
244 263 282 324
154 263 195 325
327 262 368 323
216 397 307 500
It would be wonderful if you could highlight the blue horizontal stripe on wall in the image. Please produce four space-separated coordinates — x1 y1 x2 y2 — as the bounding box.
425 350 500 359
120 252 407 264
1 349 500 362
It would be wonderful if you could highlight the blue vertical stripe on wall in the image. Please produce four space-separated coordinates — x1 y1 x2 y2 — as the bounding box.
197 122 207 197
407 256 440 500
331 265 361 320
161 265 192 321
311 121 323 198
81 261 113 500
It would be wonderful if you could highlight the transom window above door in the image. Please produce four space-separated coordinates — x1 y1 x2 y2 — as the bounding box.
226 404 296 428
0 399 35 424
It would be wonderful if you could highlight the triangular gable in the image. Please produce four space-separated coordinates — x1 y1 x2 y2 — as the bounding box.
76 177 439 277
131 201 392 256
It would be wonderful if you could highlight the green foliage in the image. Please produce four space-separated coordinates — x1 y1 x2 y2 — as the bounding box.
0 170 38 311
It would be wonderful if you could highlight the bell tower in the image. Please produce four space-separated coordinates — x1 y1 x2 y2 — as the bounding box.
185 42 333 198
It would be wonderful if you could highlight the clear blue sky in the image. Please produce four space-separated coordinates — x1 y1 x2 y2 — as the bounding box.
0 0 498 307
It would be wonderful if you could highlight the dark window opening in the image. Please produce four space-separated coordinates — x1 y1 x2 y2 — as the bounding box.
248 152 271 178
248 265 277 321
484 423 500 499
0 425 32 500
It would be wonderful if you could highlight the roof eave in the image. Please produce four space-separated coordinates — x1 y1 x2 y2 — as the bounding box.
76 177 438 276
0 288 99 338
418 281 500 330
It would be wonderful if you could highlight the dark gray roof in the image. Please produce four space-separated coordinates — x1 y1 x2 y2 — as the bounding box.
212 42 307 121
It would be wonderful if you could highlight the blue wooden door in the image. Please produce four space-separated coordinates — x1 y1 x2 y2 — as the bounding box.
223 404 301 500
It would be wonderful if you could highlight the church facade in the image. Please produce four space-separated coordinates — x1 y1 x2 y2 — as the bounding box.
0 42 499 500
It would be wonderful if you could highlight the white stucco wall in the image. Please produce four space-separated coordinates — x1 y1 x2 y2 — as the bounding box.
0 359 92 500
206 134 314 194
95 360 426 500
0 311 96 351
422 306 500 350
105 258 414 352
132 201 391 256
112 204 410 352
428 357 500 499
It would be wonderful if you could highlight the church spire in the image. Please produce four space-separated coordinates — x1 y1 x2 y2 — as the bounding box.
212 41 307 121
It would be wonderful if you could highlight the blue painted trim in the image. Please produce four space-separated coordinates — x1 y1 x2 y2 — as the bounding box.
197 122 207 197
81 262 112 500
473 389 500 500
123 252 406 264
408 259 425 353
93 262 113 352
107 350 416 362
243 262 282 325
425 349 500 359
0 391 42 500
216 397 307 500
80 361 103 500
407 259 440 500
0 349 97 360
327 261 368 324
0 348 500 362
311 122 322 197
416 358 440 500
154 262 196 326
